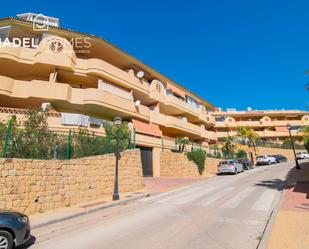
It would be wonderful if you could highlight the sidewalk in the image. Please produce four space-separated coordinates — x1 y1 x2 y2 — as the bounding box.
267 160 309 249
30 176 205 229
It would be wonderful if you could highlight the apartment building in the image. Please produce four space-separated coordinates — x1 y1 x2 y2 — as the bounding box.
0 14 217 176
212 108 309 142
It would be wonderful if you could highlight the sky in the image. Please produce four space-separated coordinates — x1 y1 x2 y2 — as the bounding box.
2 0 309 111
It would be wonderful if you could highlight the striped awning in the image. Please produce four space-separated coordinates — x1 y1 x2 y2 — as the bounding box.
132 119 162 137
275 126 289 132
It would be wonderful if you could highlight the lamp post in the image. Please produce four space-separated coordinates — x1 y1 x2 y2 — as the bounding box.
112 116 122 201
287 124 301 170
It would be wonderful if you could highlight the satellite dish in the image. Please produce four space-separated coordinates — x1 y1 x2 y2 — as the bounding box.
136 71 144 79
135 100 141 107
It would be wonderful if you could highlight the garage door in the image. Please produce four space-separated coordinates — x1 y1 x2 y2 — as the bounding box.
138 146 153 176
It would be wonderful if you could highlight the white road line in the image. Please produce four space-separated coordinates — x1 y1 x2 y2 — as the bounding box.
221 187 256 208
157 185 218 204
199 187 235 207
210 217 264 226
251 189 278 211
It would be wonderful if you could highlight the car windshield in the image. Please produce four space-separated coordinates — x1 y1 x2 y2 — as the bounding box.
220 160 235 164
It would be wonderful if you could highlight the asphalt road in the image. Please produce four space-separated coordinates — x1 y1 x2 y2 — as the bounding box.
27 161 294 249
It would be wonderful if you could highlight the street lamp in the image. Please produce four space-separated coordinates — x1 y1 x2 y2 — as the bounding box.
287 124 301 170
112 116 122 201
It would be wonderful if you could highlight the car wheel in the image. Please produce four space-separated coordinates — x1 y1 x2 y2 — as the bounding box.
0 231 14 249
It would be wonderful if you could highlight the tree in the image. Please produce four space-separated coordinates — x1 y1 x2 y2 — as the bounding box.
176 137 189 152
13 108 56 159
302 126 309 153
245 129 259 155
222 136 236 158
236 126 249 144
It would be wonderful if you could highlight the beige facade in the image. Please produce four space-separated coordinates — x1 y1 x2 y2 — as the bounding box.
0 16 217 176
212 109 309 142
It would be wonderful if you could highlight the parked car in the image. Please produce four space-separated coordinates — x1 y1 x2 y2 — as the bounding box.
237 158 253 170
296 152 309 160
273 154 288 163
256 155 276 165
0 211 31 249
218 160 244 175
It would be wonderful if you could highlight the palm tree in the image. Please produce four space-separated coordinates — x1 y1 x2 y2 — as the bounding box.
236 126 249 144
222 136 236 158
245 129 259 155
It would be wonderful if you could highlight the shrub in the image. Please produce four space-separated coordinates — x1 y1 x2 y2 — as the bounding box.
235 149 247 159
186 149 206 175
304 136 309 153
282 139 292 149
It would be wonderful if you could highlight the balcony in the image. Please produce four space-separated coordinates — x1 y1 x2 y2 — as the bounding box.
257 130 303 138
0 42 150 95
150 111 216 141
0 75 150 121
164 94 200 116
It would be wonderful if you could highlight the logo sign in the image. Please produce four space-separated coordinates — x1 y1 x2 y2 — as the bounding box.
17 13 59 31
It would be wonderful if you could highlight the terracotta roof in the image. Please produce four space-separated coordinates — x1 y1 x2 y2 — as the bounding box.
132 119 162 137
275 126 289 132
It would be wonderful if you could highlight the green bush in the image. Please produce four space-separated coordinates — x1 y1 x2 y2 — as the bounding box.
1 108 131 160
186 149 206 175
304 136 309 153
235 149 247 159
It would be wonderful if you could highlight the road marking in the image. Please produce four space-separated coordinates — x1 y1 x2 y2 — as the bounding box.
221 187 256 208
199 186 235 207
210 217 264 226
251 189 278 211
157 185 218 204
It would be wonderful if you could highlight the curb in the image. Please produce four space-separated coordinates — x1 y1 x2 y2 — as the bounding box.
31 178 213 229
256 163 295 249
32 192 157 229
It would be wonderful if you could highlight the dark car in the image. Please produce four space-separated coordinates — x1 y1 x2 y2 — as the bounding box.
237 158 253 170
273 154 288 163
0 211 31 249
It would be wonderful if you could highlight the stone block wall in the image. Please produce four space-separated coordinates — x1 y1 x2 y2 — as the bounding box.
203 158 221 177
160 151 200 177
245 147 305 162
0 149 144 215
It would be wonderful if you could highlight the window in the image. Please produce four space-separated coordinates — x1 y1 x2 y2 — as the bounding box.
186 95 200 110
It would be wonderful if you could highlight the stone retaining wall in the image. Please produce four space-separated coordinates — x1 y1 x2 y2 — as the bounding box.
203 158 221 177
160 151 200 177
0 149 144 215
246 147 305 161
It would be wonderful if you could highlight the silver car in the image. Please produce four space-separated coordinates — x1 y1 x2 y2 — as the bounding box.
218 160 244 175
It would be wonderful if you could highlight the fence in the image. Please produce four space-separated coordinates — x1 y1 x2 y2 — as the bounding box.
0 117 136 160
255 140 305 150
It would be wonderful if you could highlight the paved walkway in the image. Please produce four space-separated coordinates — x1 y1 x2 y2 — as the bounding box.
267 160 309 249
30 176 205 228
144 176 205 192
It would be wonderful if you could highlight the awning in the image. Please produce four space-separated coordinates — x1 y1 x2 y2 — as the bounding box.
275 126 289 132
167 83 186 99
132 119 162 137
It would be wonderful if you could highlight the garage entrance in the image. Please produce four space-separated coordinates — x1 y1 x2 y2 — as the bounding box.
137 146 153 176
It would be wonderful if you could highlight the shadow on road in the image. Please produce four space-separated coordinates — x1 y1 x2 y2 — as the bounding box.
255 178 285 191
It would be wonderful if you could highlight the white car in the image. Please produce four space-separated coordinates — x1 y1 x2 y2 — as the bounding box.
296 152 309 160
256 155 276 165
218 160 244 175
